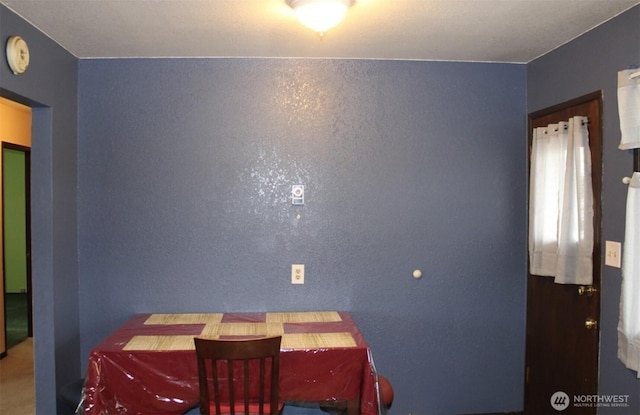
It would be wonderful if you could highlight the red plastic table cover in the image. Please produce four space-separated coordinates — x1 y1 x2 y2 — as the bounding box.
82 311 379 415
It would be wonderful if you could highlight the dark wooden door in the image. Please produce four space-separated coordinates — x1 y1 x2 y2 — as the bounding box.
524 92 602 415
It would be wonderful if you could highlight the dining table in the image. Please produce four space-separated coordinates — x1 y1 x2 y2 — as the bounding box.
82 311 381 415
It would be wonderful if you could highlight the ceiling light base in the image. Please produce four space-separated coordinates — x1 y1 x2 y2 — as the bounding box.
287 0 354 35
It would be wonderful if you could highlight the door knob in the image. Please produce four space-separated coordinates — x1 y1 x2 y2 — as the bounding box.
578 286 598 296
585 318 597 330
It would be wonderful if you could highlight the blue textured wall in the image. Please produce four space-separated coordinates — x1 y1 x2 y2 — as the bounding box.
1 5 79 414
79 58 527 413
528 6 640 414
4 2 639 411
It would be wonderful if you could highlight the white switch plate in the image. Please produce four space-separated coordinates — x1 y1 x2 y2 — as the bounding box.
291 264 304 284
605 240 622 268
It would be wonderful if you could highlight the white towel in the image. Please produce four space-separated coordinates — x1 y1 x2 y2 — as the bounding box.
617 69 640 150
618 172 640 377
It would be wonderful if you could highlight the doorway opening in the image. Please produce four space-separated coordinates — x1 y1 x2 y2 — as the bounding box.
0 96 32 359
3 144 32 350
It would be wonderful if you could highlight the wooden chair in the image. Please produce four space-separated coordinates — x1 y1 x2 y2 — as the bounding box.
193 336 283 415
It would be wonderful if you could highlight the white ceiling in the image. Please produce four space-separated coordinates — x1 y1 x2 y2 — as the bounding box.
1 0 638 63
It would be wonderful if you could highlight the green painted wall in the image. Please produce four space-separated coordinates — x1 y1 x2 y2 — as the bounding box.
3 148 27 293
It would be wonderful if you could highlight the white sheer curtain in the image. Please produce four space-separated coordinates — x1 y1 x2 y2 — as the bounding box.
617 68 640 376
618 69 640 150
618 172 640 377
529 116 594 285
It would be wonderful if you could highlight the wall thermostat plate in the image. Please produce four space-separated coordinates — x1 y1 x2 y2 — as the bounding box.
291 185 304 205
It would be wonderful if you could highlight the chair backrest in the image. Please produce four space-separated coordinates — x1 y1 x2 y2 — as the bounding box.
194 336 282 415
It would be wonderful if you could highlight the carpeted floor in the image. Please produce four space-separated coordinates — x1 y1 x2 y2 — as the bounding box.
0 337 35 414
5 293 29 349
1 293 33 414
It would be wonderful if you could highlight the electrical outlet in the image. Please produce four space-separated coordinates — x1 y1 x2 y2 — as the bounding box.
291 264 304 284
605 240 622 268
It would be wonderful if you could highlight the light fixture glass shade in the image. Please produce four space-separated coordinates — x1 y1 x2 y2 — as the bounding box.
288 0 354 34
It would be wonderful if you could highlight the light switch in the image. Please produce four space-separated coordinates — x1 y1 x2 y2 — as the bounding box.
291 264 304 284
605 240 622 268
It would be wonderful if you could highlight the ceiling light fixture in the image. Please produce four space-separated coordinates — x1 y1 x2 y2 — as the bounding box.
287 0 354 36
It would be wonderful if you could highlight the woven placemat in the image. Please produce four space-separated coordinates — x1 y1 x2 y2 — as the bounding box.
282 332 356 349
124 335 195 351
199 323 285 337
144 313 223 325
266 311 341 323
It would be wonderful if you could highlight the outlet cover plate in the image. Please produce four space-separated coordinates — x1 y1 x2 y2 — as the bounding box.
291 264 304 284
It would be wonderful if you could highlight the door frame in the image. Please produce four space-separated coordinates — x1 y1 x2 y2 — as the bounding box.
2 142 33 351
524 91 603 414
